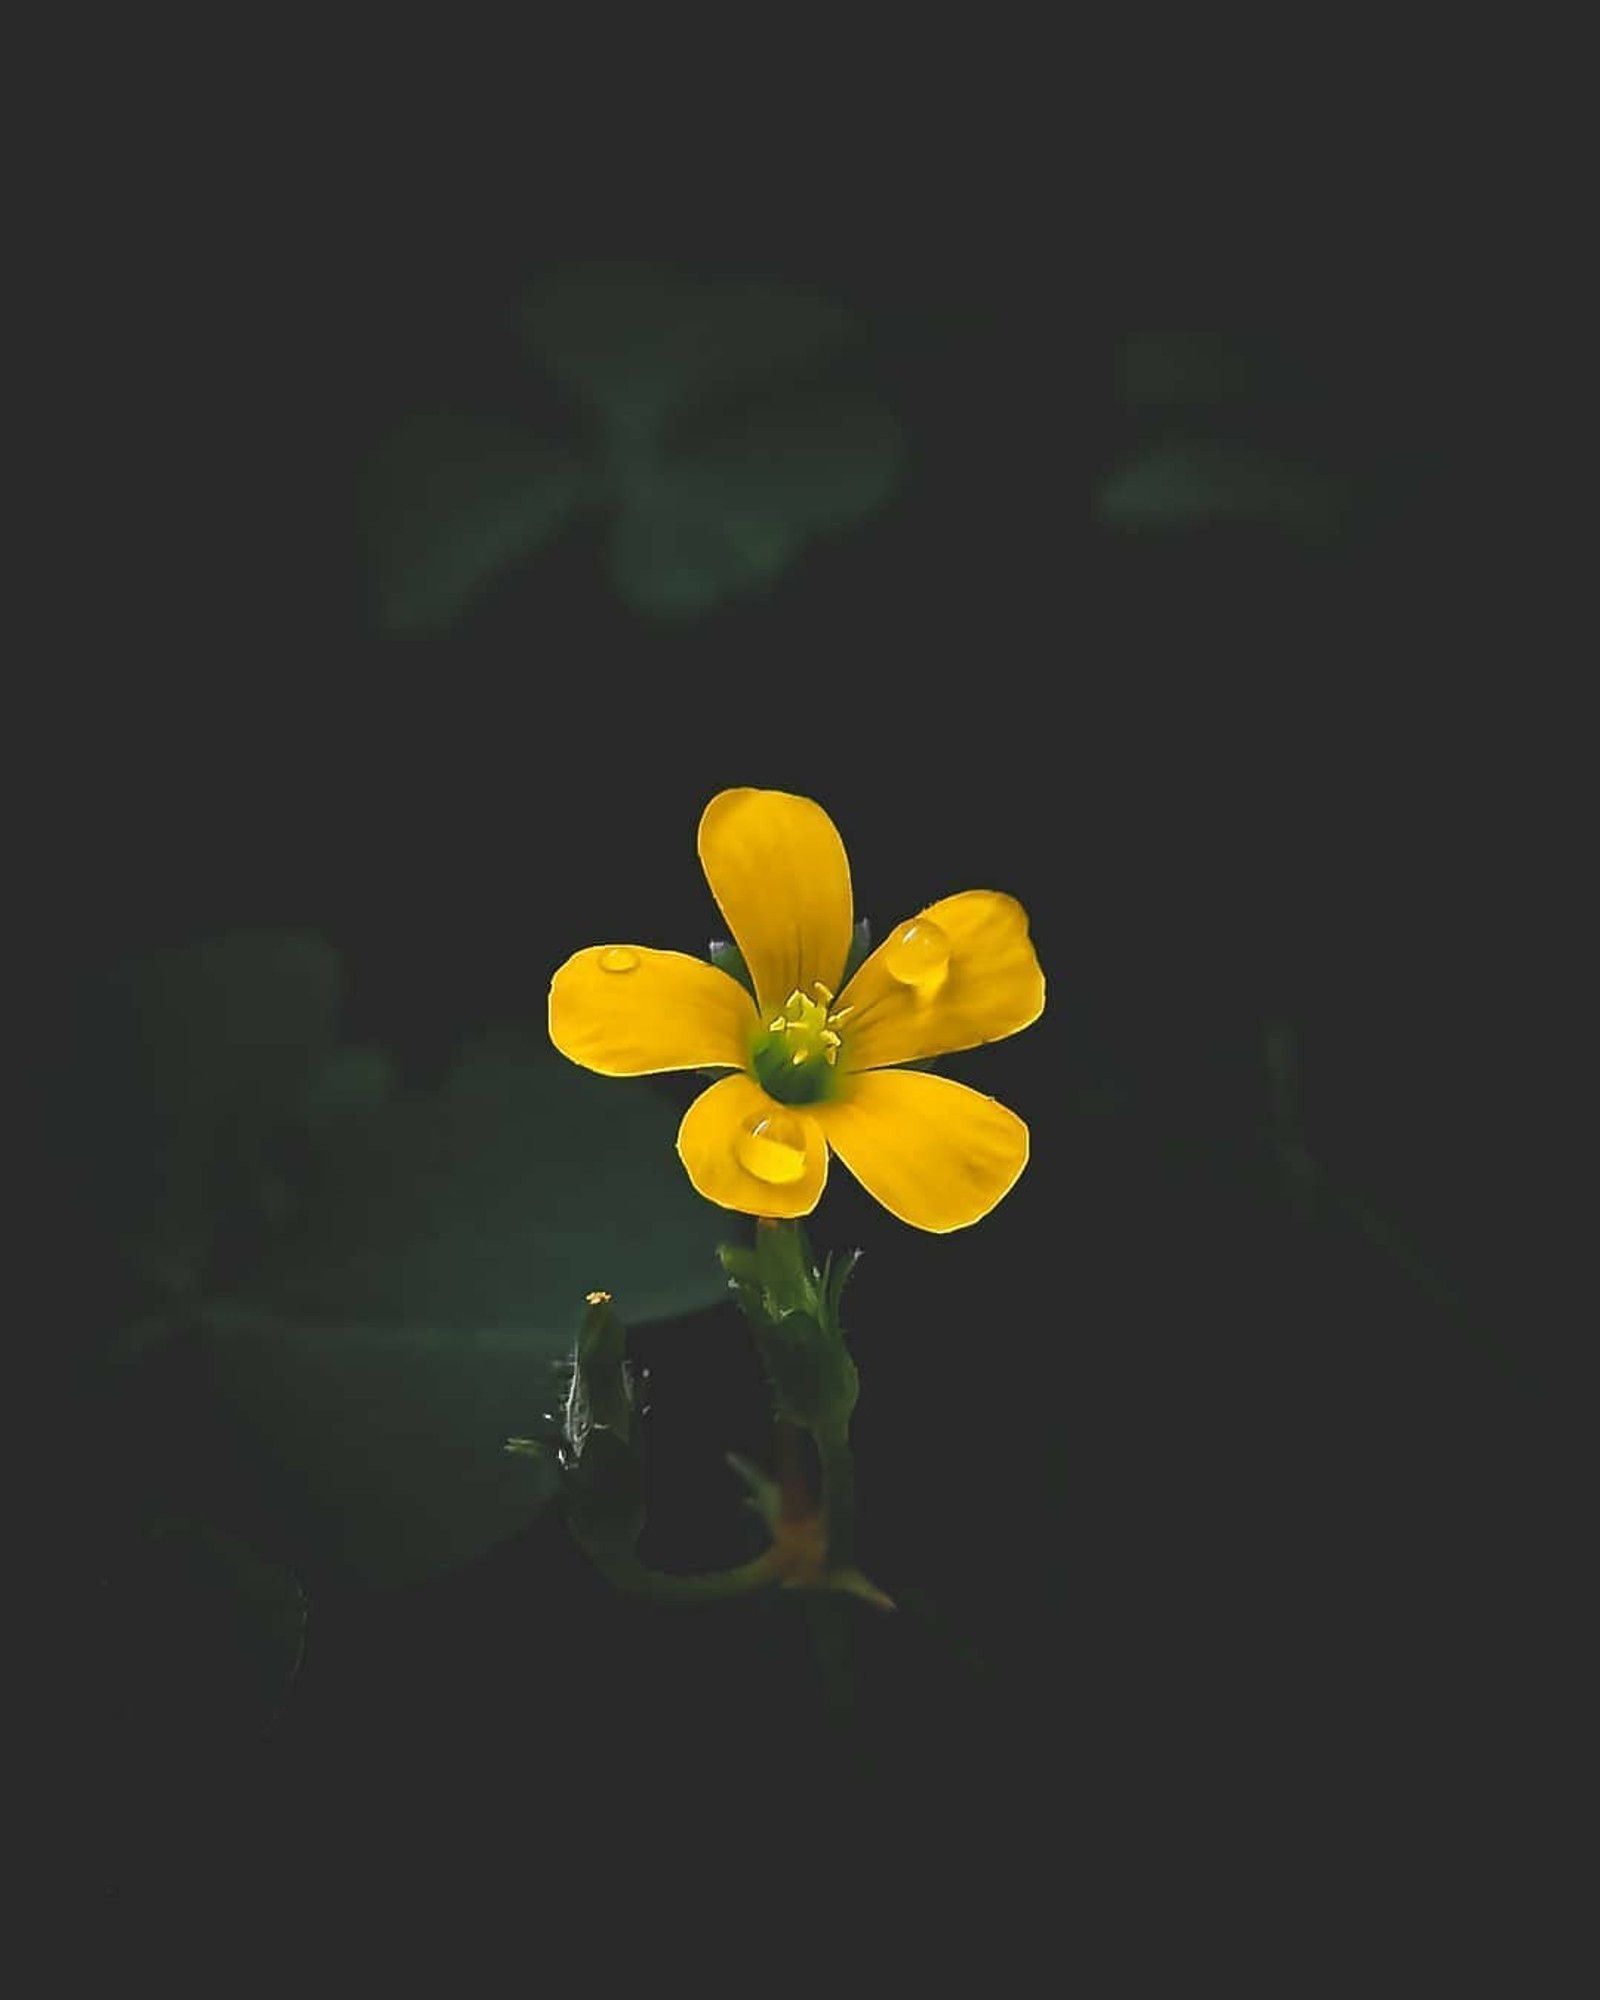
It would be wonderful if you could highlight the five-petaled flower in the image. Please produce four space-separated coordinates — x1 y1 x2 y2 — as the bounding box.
548 789 1045 1232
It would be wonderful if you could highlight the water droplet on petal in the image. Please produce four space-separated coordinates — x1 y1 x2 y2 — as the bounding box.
735 1109 809 1184
598 947 639 974
883 918 951 992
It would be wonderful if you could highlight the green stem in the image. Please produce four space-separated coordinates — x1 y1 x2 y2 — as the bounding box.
587 1547 780 1606
773 1417 813 1522
815 1425 856 1572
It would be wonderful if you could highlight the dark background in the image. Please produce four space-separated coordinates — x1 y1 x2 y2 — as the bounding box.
45 221 1582 1945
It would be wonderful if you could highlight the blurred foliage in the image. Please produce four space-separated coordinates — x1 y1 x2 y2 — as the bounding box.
363 262 903 629
59 298 1568 1901
1099 437 1355 538
94 1517 308 1741
361 417 598 636
68 932 731 1587
1098 333 1359 540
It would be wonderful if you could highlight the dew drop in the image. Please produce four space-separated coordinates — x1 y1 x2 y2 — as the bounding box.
735 1109 809 1184
598 947 639 974
883 918 951 991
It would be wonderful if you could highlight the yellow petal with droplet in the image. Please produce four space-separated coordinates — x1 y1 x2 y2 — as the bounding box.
881 917 951 994
836 891 1044 1073
735 1107 810 1183
677 1073 828 1218
549 945 756 1076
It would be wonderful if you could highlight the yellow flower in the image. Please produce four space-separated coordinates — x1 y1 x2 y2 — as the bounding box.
548 788 1045 1232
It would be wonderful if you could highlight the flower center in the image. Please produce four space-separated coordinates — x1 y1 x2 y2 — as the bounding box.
748 982 854 1105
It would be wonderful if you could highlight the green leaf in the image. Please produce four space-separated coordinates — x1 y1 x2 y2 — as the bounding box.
362 412 596 634
194 1029 729 1584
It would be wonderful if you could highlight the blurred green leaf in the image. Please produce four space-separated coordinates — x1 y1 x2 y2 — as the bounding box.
103 1518 306 1740
69 932 343 1295
521 263 855 441
365 267 894 628
362 412 596 634
608 392 902 617
191 1302 568 1584
684 391 902 532
297 1042 398 1123
247 1028 724 1332
1114 334 1261 406
1096 439 1353 538
192 1028 729 1583
609 480 790 616
78 937 732 1585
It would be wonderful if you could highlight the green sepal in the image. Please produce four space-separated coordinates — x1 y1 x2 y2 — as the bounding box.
708 938 756 999
762 1311 859 1439
823 1247 863 1324
717 1241 763 1316
754 1211 815 1305
840 917 873 987
715 921 868 1004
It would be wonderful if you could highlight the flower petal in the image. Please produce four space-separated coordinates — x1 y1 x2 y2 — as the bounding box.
676 1072 829 1219
550 945 755 1075
815 1070 1028 1232
698 788 854 1018
836 891 1044 1073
